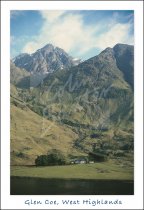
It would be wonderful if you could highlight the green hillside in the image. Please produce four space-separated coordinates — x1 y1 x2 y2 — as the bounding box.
10 44 134 166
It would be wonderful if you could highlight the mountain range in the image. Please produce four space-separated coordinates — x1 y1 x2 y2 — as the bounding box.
10 43 134 165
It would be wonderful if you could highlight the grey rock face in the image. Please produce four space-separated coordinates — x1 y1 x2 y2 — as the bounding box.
113 44 134 88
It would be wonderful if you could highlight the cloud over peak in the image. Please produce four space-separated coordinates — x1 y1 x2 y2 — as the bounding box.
11 10 134 59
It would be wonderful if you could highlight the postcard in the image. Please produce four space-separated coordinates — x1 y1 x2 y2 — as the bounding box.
1 1 143 209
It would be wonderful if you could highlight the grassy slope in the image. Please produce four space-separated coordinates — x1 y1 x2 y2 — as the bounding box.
10 93 134 165
10 101 84 165
11 159 133 180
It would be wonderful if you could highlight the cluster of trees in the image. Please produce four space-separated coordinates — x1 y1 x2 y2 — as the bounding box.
88 152 107 162
35 150 66 166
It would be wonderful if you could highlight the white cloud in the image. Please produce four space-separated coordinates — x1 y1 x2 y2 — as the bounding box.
22 41 40 54
22 11 134 58
23 11 98 56
40 10 65 23
96 23 133 49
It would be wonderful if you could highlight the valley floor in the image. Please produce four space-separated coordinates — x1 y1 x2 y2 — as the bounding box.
11 159 133 180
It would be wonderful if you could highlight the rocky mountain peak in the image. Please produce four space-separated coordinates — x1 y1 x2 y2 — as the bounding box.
13 44 81 74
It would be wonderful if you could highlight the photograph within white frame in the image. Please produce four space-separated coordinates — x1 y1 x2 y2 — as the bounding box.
1 1 143 209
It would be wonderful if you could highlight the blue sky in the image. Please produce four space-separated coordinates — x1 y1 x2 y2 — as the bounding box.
10 10 134 60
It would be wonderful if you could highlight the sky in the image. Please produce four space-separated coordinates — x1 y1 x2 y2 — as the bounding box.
10 10 134 60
